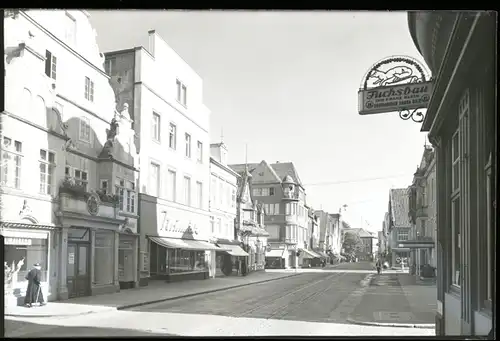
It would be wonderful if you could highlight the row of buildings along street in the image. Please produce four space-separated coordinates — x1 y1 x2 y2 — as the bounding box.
2 10 364 308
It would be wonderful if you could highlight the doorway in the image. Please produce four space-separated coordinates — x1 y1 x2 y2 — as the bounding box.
67 243 90 298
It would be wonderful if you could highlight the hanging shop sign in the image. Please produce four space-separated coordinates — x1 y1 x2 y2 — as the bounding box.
358 55 433 122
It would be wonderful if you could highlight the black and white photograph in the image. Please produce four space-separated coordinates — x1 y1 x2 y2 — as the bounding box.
2 9 496 338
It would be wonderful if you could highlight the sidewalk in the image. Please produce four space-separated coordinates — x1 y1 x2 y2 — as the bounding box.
5 271 300 318
348 272 436 328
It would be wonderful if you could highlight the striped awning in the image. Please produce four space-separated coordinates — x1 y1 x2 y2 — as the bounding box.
306 249 323 259
149 236 224 251
0 222 58 230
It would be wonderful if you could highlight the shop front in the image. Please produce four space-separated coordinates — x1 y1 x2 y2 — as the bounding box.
118 231 139 289
298 248 321 268
215 238 249 276
149 236 221 282
2 221 55 307
265 247 286 269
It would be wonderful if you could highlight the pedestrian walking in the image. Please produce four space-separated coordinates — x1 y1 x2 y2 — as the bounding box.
24 263 45 308
375 258 382 274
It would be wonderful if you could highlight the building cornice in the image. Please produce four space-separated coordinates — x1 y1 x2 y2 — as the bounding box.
1 111 68 141
210 157 241 178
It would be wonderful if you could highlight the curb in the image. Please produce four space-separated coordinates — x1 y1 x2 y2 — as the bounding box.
5 307 116 318
117 272 301 310
346 317 435 329
6 273 301 318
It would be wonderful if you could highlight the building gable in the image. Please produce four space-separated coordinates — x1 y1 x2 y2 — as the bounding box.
251 160 281 183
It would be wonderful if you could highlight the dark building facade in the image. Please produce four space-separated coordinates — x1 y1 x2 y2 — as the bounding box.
408 11 496 336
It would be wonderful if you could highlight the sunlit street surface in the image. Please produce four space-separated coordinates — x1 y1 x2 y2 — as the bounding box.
6 263 435 337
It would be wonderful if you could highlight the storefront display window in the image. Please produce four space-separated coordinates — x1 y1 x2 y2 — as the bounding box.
4 236 48 295
167 249 207 274
94 230 114 285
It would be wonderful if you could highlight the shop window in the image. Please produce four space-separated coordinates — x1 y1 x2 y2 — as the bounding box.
4 237 48 293
167 249 207 274
94 230 114 285
1 137 22 189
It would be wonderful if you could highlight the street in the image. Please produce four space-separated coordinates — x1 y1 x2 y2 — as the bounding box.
5 262 436 337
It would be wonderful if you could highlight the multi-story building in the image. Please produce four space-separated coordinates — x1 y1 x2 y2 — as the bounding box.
386 188 412 267
344 228 375 261
408 11 495 336
208 141 247 277
378 230 386 258
232 165 268 272
230 161 308 269
329 213 343 261
2 10 139 307
407 146 437 276
314 210 336 262
105 30 219 285
304 207 322 267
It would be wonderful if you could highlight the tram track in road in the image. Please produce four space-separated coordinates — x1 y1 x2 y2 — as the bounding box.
235 272 345 318
265 272 349 320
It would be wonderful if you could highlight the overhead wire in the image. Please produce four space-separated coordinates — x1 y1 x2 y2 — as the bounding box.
303 173 409 187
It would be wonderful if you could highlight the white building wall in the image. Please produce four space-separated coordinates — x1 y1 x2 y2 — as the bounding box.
3 10 132 302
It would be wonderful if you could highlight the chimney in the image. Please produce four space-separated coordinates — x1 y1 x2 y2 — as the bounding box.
148 30 156 57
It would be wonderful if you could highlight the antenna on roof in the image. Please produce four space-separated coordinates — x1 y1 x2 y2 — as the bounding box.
221 127 224 143
245 144 248 172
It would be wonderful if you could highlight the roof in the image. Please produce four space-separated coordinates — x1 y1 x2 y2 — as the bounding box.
346 228 374 238
270 162 303 186
229 163 259 175
390 188 411 228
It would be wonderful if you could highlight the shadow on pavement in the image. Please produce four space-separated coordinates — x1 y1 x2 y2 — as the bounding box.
4 319 177 338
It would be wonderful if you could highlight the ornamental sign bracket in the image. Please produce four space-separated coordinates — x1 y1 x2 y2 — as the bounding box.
358 55 433 123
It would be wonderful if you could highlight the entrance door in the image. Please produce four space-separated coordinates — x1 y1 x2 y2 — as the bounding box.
67 243 90 298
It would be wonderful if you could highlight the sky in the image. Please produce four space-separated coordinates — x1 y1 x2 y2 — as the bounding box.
89 10 430 234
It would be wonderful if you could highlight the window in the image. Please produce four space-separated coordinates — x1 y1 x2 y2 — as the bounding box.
197 141 203 163
211 177 217 207
485 156 492 303
397 230 409 241
74 168 88 191
100 179 109 194
265 203 279 215
79 117 91 142
39 149 55 194
451 131 460 192
65 11 76 45
104 58 114 75
219 181 223 205
1 137 22 189
196 181 203 209
184 176 191 206
45 50 57 80
252 188 262 196
210 216 215 234
94 230 114 285
149 163 160 197
167 249 206 274
261 188 269 196
185 133 191 158
451 197 460 286
152 112 161 141
167 170 176 202
115 179 135 213
84 77 94 102
169 123 177 149
176 79 187 106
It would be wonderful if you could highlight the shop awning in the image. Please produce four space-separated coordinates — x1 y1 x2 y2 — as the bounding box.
317 252 330 259
299 248 317 259
266 249 286 258
0 222 58 230
306 249 323 259
220 244 249 257
149 236 223 251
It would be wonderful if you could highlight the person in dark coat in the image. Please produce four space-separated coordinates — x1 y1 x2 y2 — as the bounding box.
24 263 45 307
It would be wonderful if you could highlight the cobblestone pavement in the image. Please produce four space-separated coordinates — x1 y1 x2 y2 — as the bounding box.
5 265 435 337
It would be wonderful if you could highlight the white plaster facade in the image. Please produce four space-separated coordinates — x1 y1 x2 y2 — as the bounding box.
105 30 211 283
2 10 139 306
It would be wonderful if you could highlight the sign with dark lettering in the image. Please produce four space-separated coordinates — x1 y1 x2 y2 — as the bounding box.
358 56 433 117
